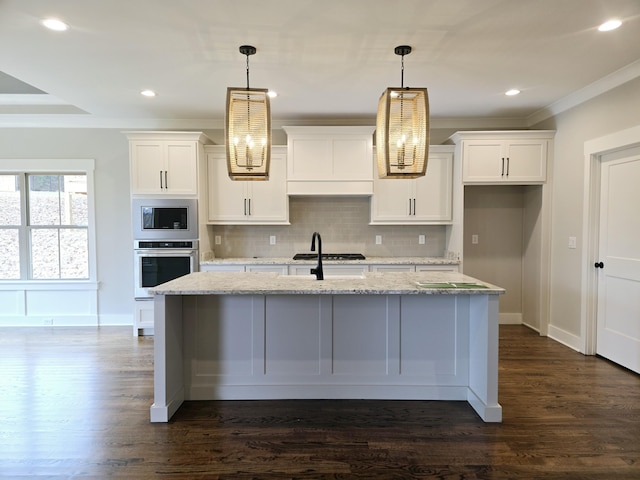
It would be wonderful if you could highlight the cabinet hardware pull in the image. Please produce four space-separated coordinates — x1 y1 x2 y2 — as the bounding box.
408 198 412 216
248 198 251 216
501 158 505 176
594 261 604 269
159 171 163 189
506 158 510 177
164 170 168 189
244 198 247 216
413 198 416 216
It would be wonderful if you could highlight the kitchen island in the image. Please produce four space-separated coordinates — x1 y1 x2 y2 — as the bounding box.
149 271 504 423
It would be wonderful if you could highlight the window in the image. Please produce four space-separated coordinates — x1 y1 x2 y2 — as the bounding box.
0 173 90 280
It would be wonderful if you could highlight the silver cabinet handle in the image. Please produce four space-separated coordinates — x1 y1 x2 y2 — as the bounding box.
501 158 505 176
244 198 247 215
159 171 163 188
164 170 168 188
506 158 510 176
413 198 416 216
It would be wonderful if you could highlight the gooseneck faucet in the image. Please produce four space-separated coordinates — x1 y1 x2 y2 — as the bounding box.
310 232 324 280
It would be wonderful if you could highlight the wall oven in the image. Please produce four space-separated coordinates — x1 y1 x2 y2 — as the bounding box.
132 198 198 241
133 240 198 299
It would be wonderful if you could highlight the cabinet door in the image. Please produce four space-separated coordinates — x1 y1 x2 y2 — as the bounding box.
415 265 459 272
462 140 504 182
370 176 413 222
246 153 289 223
370 265 415 273
207 153 248 222
246 264 288 274
414 152 453 222
130 142 165 194
165 142 198 194
504 140 547 182
371 151 453 224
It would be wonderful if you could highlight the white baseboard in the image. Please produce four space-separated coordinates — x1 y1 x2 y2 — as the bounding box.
499 313 522 325
548 324 582 352
0 313 133 327
99 314 133 326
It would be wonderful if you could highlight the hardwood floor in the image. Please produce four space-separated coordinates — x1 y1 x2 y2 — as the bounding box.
0 325 638 479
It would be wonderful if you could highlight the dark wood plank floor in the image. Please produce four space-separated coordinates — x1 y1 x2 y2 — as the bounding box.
1 325 638 479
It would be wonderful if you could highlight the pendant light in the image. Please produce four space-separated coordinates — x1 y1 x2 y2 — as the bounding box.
226 45 271 180
376 45 429 179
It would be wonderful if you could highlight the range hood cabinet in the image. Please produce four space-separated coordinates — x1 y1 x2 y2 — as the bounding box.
284 126 375 196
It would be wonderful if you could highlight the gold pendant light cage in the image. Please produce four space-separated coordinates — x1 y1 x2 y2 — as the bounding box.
226 87 271 180
226 45 271 181
376 46 430 179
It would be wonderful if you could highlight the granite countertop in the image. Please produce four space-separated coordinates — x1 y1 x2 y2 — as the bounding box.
150 271 504 296
200 256 460 266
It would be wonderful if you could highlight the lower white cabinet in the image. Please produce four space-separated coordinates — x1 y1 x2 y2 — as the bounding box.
288 264 368 276
415 265 459 272
200 264 288 274
201 262 459 275
134 300 154 336
245 265 288 274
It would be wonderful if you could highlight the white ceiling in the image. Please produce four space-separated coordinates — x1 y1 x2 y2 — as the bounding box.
1 0 639 129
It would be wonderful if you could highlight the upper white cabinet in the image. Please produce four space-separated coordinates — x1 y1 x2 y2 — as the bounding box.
449 131 555 184
126 131 211 196
206 145 289 225
370 146 454 224
283 126 375 195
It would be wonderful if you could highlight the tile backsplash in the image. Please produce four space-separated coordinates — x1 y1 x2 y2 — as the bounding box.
207 196 447 258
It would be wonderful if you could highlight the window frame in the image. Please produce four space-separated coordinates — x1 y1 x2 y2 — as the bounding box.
0 159 96 285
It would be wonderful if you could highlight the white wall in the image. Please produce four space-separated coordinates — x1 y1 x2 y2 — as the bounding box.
0 129 133 324
534 76 640 347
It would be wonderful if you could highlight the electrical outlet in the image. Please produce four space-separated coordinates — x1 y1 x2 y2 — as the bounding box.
43 318 53 326
215 235 221 245
375 235 382 245
270 235 276 245
471 234 479 245
418 235 425 245
568 236 577 249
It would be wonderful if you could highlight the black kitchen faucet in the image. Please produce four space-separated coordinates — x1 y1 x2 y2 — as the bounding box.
310 232 324 280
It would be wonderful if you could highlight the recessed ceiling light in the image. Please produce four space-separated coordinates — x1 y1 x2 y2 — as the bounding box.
598 19 622 32
42 18 68 31
267 90 278 98
140 90 157 97
505 89 521 96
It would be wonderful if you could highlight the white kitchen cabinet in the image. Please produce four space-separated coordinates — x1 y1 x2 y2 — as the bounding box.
245 264 288 274
134 300 154 336
206 146 289 224
283 126 375 195
449 131 554 184
370 147 454 224
415 264 459 273
288 264 368 276
370 265 415 273
126 132 211 195
200 264 245 272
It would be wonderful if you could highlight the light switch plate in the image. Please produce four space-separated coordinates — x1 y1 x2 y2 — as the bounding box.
375 235 382 245
568 236 577 249
471 234 479 245
215 235 221 245
418 235 425 245
270 235 276 245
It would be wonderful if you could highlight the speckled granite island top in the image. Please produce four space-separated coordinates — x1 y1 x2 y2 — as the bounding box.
150 271 504 296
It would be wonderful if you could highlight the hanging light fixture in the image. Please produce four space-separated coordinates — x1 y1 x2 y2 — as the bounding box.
226 45 271 180
376 45 429 179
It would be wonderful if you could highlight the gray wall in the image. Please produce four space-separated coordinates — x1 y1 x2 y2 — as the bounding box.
534 76 640 341
0 129 133 323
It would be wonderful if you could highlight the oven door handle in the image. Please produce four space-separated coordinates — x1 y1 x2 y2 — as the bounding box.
134 250 197 257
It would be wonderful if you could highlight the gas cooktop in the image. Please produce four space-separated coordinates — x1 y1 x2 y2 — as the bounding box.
293 253 366 261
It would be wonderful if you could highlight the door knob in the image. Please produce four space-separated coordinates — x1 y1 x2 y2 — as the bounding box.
594 261 604 268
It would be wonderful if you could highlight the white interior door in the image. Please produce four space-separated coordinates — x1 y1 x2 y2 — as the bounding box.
596 146 640 373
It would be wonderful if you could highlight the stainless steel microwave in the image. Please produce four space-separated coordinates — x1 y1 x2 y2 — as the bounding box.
132 198 198 240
